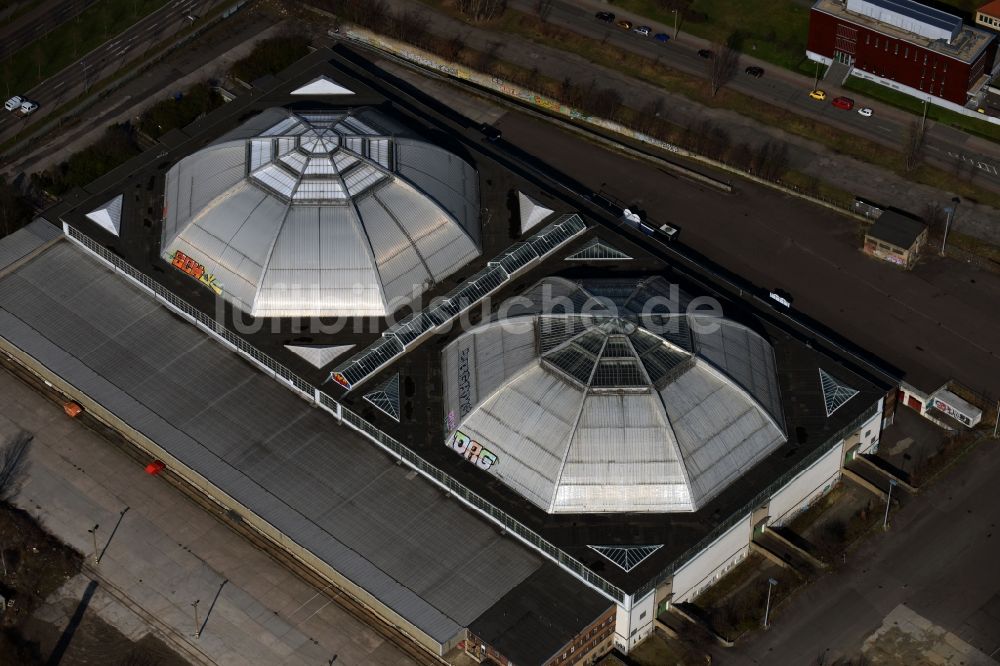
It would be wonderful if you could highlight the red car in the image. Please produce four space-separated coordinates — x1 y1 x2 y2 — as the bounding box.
832 96 855 110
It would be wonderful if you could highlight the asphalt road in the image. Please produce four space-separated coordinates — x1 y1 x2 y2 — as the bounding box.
713 434 1000 664
0 0 219 150
489 110 1000 395
0 0 96 61
510 0 1000 187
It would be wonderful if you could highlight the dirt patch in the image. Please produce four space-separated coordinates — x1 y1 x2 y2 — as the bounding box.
0 501 82 627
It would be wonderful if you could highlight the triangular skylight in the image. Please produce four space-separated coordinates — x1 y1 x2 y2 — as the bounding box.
590 545 663 572
290 75 354 96
364 373 400 421
284 344 355 369
819 368 859 417
518 191 554 234
85 194 123 236
566 238 633 261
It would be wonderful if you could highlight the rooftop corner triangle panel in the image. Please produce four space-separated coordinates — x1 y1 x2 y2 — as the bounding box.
566 237 633 261
290 75 354 96
290 75 355 96
284 344 355 369
364 373 401 421
819 368 860 417
589 545 663 573
85 194 124 236
518 191 554 234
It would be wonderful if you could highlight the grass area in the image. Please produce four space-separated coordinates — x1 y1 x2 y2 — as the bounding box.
33 124 141 195
0 0 169 99
230 35 310 82
627 631 706 666
138 82 224 139
695 566 801 641
609 0 813 73
844 76 1000 143
948 230 1000 263
780 169 856 207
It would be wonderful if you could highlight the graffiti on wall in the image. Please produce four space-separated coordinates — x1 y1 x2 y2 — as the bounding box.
169 250 223 295
457 347 473 418
446 429 498 471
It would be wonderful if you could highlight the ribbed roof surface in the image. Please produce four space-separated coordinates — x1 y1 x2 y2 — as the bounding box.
442 277 787 514
162 108 481 318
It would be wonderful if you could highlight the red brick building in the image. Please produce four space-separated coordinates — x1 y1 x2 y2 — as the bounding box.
807 0 997 106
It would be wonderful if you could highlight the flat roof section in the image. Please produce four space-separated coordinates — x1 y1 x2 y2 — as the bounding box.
868 210 927 248
469 562 613 666
0 236 548 646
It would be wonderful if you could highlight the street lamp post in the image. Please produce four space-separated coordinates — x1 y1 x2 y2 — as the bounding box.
941 196 960 256
192 599 201 638
762 577 778 629
672 9 679 39
882 478 898 530
993 400 999 439
87 524 99 564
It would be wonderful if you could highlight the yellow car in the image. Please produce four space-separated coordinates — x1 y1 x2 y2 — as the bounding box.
809 89 827 101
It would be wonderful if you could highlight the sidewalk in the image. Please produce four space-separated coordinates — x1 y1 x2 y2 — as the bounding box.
0 366 417 666
382 0 1000 244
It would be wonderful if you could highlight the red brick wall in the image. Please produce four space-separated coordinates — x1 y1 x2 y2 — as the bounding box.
807 8 994 104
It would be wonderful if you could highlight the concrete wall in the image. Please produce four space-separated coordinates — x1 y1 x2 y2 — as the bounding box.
768 444 843 526
670 514 753 604
857 408 883 454
613 590 655 652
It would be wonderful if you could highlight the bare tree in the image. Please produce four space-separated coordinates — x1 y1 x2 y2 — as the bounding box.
0 431 32 501
904 119 926 172
754 141 790 180
458 0 507 22
442 33 466 60
708 37 740 96
921 202 947 240
536 0 553 22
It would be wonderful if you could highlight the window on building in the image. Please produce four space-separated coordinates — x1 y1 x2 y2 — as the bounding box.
894 43 899 55
874 37 879 48
639 611 646 620
866 34 871 45
924 54 928 65
905 47 909 57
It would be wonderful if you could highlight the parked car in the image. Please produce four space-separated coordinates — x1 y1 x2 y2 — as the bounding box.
617 19 633 30
633 25 651 37
654 33 670 43
809 89 827 101
831 96 855 110
858 107 874 117
697 49 715 59
19 100 38 115
744 66 764 78
595 11 615 23
4 95 22 111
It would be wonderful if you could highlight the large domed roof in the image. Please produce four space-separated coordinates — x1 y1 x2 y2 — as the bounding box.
161 107 481 318
442 277 787 514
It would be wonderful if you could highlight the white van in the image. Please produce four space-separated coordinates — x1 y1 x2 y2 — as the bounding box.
20 100 38 115
4 96 22 112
